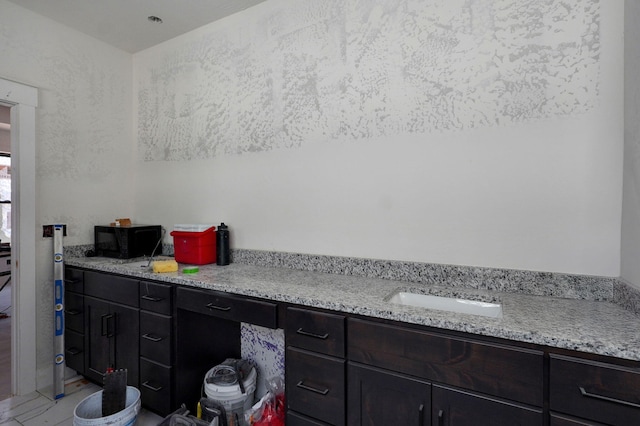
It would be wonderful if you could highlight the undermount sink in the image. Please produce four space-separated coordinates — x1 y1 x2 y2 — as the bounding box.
386 291 503 318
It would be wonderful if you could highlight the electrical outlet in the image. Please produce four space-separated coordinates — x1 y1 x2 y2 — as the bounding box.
43 224 67 237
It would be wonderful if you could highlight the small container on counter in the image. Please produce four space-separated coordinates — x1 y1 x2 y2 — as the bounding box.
216 222 230 266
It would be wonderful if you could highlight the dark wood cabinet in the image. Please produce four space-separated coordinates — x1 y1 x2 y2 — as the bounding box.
139 311 172 365
83 271 140 387
139 280 174 415
65 267 84 293
176 286 277 328
64 269 140 390
66 265 640 426
174 285 280 414
65 292 84 333
286 307 346 425
348 362 430 426
140 358 172 414
432 384 543 426
286 347 345 425
64 268 281 417
348 318 544 407
64 267 85 373
550 354 640 426
287 411 333 425
348 318 544 425
286 307 345 357
549 413 607 425
84 295 139 387
174 286 244 414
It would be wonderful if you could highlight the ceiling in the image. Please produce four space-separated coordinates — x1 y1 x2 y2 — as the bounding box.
5 0 267 53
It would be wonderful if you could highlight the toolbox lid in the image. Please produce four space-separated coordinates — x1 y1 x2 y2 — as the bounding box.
173 224 215 232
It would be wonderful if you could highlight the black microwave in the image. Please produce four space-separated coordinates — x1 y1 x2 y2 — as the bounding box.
94 225 162 259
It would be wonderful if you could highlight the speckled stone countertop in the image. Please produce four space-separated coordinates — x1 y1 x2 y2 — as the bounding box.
65 250 640 362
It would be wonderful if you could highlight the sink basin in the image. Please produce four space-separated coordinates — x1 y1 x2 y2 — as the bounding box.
386 291 503 318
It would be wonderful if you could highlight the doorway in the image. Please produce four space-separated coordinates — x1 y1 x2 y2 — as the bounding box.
0 105 10 400
0 77 38 399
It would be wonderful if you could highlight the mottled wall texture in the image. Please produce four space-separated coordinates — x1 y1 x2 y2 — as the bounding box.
138 0 601 160
0 0 133 387
241 324 285 397
134 0 622 277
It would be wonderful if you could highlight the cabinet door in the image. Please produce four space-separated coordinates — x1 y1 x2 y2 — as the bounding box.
348 362 430 426
85 296 112 383
85 297 139 387
432 385 543 426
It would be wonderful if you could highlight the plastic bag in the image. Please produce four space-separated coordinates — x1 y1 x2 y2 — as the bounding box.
244 376 285 426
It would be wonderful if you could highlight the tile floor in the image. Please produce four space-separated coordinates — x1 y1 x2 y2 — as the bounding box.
0 377 163 425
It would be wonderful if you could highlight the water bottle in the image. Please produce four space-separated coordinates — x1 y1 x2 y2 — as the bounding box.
216 223 230 265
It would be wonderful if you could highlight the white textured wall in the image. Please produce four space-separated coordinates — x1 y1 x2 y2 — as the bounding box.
622 0 640 288
134 0 624 276
0 0 134 387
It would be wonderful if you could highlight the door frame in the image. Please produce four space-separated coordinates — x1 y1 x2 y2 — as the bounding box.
0 77 38 396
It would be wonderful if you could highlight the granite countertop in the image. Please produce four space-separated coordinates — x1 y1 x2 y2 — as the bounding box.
65 255 640 362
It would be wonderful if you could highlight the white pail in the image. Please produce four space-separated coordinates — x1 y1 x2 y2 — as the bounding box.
204 365 257 426
73 386 141 426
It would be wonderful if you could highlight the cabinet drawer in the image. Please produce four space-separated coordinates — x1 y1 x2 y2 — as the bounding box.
64 291 84 333
140 311 172 365
85 271 139 307
140 358 172 416
550 354 640 426
65 267 84 293
286 347 345 426
64 329 84 374
286 307 345 357
177 286 277 329
139 281 172 315
348 318 544 406
550 413 606 426
287 411 333 425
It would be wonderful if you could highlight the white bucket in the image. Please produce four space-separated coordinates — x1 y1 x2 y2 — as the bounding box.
73 386 141 426
204 366 257 426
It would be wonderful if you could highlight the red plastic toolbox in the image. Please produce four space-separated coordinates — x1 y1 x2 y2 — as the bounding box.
170 225 216 265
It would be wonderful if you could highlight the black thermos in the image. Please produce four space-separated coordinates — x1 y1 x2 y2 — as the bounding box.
216 222 230 265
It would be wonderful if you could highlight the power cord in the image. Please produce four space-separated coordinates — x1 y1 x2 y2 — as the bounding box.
146 227 166 268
